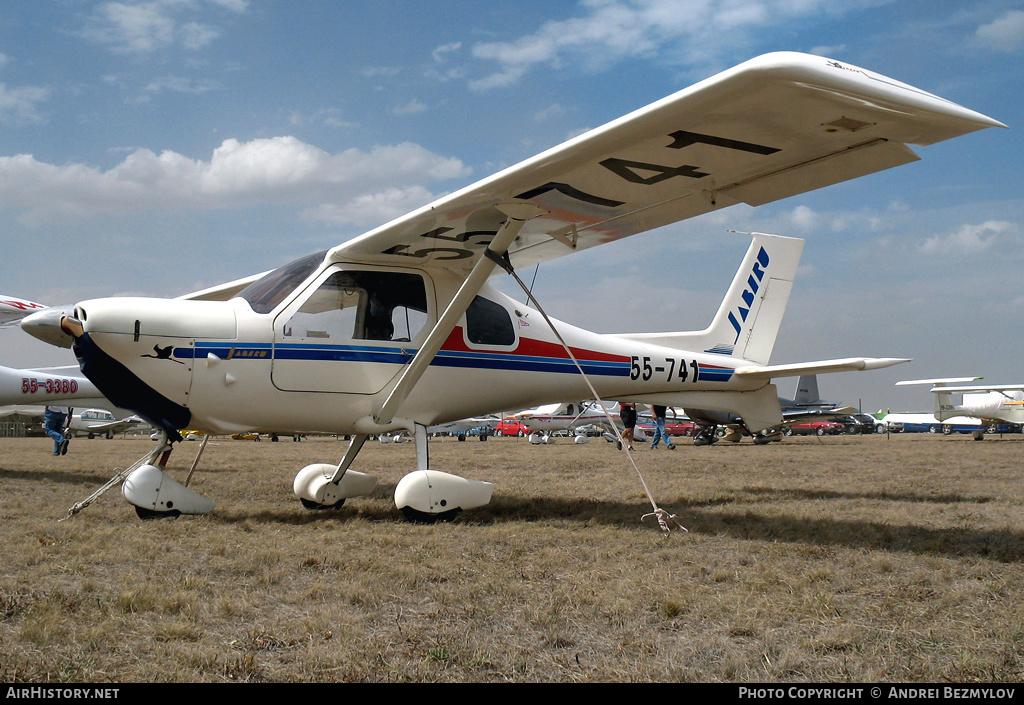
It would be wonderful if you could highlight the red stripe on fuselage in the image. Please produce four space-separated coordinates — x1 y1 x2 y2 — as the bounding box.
440 327 628 363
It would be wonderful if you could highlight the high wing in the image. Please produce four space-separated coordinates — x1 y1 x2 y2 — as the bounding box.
921 384 1024 395
894 377 1024 395
324 52 1002 275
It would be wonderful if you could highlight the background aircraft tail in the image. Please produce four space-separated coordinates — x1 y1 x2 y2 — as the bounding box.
793 375 821 406
620 232 803 365
895 377 982 421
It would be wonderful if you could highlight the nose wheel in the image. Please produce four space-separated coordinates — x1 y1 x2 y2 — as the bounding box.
135 506 181 521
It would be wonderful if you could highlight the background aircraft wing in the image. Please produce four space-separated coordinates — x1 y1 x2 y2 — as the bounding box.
1 295 48 326
781 406 857 422
925 384 1024 394
0 405 48 425
327 52 1002 275
177 271 272 302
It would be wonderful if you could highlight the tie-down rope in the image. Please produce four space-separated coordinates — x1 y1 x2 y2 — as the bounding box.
502 262 686 534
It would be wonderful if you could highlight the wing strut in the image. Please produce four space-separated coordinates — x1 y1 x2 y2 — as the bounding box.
373 203 546 427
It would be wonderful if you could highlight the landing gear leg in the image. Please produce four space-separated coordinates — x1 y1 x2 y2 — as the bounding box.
693 424 719 446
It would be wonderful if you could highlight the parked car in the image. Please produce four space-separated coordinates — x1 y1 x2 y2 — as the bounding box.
842 413 883 434
784 420 844 436
495 418 530 436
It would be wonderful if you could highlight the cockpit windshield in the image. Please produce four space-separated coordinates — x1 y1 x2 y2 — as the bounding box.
236 250 327 314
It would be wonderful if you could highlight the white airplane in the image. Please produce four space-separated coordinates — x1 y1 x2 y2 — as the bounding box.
896 377 1024 439
515 400 621 443
0 296 48 327
0 363 143 437
68 408 147 438
0 404 147 438
872 410 983 435
20 52 1001 521
0 363 112 409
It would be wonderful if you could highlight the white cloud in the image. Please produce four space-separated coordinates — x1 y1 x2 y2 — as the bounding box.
787 204 819 232
0 136 471 227
0 83 50 124
432 42 462 62
534 103 568 122
918 220 1016 256
393 99 428 116
80 0 247 53
975 10 1024 53
467 0 865 90
142 75 223 95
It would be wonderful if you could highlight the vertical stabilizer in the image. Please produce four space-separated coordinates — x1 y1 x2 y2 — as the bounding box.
620 232 804 365
793 375 821 405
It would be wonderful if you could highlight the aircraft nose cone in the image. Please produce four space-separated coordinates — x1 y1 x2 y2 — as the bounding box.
20 307 76 348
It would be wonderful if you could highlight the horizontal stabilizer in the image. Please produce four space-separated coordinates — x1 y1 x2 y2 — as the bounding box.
735 357 910 380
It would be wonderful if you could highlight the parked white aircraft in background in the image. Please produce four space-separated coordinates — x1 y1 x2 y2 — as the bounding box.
872 411 984 435
516 400 621 443
68 409 147 438
0 363 111 409
0 404 147 438
896 377 1024 439
0 296 47 327
0 363 142 437
20 52 1001 521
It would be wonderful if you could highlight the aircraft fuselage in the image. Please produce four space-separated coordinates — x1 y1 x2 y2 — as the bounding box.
65 261 766 437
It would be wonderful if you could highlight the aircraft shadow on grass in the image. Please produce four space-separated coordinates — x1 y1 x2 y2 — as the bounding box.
201 483 1024 563
0 465 116 488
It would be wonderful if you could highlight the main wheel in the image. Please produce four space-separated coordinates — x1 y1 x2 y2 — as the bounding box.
135 506 181 521
400 506 461 524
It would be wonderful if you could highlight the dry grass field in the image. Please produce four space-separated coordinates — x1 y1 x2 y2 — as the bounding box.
2 430 1024 683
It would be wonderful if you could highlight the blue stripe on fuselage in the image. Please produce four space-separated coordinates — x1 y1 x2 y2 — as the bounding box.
178 342 734 382
179 342 630 377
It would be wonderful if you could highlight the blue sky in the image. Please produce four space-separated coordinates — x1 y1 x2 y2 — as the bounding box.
0 0 1021 413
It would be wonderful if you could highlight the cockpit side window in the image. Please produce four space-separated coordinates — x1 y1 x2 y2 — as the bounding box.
282 270 429 343
465 295 515 347
237 250 328 314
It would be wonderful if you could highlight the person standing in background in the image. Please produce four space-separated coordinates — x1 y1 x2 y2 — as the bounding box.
44 405 70 456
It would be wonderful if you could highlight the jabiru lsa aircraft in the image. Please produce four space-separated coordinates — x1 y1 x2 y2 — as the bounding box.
21 53 1003 521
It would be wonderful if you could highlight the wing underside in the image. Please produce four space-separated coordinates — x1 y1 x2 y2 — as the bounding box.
327 52 1002 275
